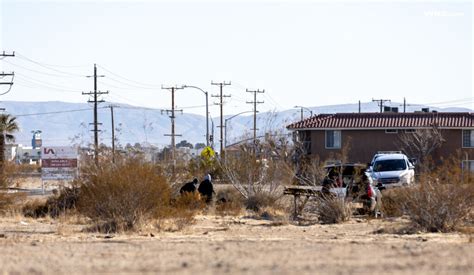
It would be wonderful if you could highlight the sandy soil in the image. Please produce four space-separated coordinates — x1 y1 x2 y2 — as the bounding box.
0 212 472 275
1 179 472 274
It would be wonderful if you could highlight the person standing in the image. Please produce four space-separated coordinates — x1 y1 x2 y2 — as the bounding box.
198 174 214 203
180 178 198 194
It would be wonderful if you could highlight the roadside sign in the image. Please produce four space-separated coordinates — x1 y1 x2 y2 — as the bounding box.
200 146 215 160
41 146 78 181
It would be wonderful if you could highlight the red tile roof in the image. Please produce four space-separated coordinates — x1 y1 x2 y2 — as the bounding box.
287 112 474 130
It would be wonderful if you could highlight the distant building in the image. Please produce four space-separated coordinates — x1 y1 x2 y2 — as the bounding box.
16 145 42 164
4 144 42 164
287 112 474 172
4 144 17 161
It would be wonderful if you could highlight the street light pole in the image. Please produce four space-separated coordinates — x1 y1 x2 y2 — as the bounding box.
224 111 254 153
182 85 209 147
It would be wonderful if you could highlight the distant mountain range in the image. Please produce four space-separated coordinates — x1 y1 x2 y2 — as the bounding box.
2 101 472 148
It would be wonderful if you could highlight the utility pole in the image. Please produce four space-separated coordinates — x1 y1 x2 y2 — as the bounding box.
83 64 107 166
403 97 406 113
372 98 391 113
0 51 15 97
108 105 118 164
211 81 231 157
358 100 361 113
161 85 183 161
246 89 264 145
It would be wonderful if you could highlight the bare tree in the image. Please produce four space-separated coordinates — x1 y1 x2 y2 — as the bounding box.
398 126 445 173
220 131 294 199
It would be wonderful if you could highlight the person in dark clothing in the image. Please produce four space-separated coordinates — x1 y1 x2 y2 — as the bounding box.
180 178 198 194
198 174 215 203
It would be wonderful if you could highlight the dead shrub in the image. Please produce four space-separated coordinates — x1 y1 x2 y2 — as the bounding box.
317 197 352 224
173 191 206 212
22 186 80 218
380 188 406 217
244 193 279 212
155 193 203 232
22 199 49 218
0 192 26 214
0 161 25 188
402 182 473 232
258 206 289 223
220 133 293 211
77 159 172 232
215 187 244 216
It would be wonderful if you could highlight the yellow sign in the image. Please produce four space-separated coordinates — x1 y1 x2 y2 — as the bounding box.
200 146 215 160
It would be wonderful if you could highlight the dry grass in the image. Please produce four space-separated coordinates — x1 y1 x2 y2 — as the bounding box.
22 186 80 218
215 187 244 216
317 197 352 224
0 192 26 214
244 193 279 212
380 188 406 217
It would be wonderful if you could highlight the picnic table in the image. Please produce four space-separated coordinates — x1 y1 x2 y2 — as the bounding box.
283 185 323 217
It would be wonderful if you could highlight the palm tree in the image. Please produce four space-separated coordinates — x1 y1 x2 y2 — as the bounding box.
0 114 19 174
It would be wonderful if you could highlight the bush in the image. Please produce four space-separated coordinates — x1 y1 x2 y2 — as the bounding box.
402 182 473 232
22 186 80 218
317 197 352 224
380 188 406 217
244 193 279 212
172 191 206 212
0 192 26 214
215 187 244 216
77 159 171 232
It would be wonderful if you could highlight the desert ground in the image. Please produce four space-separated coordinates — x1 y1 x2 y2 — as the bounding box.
0 178 473 274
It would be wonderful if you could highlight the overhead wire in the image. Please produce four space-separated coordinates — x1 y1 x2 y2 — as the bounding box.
15 73 83 93
13 107 98 117
16 53 88 77
3 59 86 78
0 75 14 96
96 64 162 88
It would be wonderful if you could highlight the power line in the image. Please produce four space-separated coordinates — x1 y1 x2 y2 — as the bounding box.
16 53 88 75
82 64 108 165
13 108 95 117
101 75 158 90
15 74 83 93
161 85 184 161
372 98 391 113
96 64 161 88
246 88 264 145
3 59 85 78
0 51 15 97
211 81 231 156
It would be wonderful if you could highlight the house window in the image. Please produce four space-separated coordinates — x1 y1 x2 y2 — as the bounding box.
462 130 474 148
405 129 416 133
326 130 341 149
385 129 398 134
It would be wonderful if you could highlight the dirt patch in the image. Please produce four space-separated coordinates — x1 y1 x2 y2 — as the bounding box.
0 214 472 274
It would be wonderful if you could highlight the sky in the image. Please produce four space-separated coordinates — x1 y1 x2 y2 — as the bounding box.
0 0 472 118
